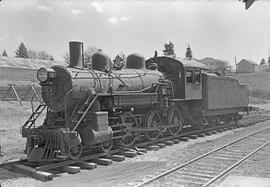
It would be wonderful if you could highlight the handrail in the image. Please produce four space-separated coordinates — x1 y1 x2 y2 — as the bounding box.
64 87 75 130
108 72 129 89
30 94 35 115
86 67 102 91
71 94 98 131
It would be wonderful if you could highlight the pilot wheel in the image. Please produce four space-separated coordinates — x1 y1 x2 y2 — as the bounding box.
68 143 82 160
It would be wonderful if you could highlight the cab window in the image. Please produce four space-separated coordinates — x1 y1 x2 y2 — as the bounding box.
194 70 201 84
186 70 193 83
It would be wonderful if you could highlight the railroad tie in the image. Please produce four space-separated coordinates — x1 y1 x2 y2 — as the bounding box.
123 151 138 158
146 145 160 151
60 166 81 174
157 143 166 148
12 164 53 181
189 134 198 139
92 158 113 166
179 137 189 142
165 141 174 146
108 155 125 162
75 162 97 170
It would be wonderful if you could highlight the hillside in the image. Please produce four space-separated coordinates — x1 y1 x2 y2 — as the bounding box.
0 56 66 85
0 56 66 69
233 72 270 100
200 57 226 64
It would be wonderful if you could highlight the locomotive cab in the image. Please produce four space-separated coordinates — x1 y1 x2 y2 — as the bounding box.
180 58 208 100
148 56 208 100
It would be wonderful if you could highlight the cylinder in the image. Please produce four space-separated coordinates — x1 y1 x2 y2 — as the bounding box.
69 41 84 68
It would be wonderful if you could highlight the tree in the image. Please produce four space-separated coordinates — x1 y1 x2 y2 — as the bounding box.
63 46 99 66
2 50 7 57
268 57 270 72
63 52 70 64
185 44 193 59
29 50 52 60
215 60 230 75
260 58 266 65
84 46 100 67
50 56 54 61
163 41 175 57
15 42 29 58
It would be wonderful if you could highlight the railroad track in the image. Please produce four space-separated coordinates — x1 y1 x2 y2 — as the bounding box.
134 121 270 187
1 114 269 182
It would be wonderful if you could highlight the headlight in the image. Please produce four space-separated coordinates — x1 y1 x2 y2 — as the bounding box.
37 67 56 82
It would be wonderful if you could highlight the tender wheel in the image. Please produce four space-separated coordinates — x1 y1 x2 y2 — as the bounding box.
68 143 82 160
167 107 183 136
100 140 113 153
118 112 138 147
144 110 162 141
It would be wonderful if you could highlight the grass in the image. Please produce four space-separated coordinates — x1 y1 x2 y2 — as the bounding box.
232 72 270 101
0 101 45 163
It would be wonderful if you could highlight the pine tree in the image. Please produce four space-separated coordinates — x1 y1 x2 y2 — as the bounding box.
2 50 7 57
50 56 54 61
15 42 29 58
163 41 175 57
185 44 192 59
260 58 265 65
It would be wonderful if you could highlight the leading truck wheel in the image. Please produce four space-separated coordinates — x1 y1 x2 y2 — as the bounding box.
68 143 82 160
100 140 113 153
167 107 184 136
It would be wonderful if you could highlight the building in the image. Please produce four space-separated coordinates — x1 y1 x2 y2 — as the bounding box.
237 59 258 73
199 57 228 75
258 63 270 72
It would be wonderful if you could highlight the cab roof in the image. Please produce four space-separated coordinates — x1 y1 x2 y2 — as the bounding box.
176 57 209 70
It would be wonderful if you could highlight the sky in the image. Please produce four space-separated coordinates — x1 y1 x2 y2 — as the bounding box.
0 0 270 67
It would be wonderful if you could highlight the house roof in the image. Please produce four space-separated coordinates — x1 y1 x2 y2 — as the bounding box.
238 59 258 65
199 57 227 65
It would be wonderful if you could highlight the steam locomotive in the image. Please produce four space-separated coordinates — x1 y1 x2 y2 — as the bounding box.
21 41 248 162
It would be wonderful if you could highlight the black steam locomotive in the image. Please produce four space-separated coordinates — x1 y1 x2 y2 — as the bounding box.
21 41 248 162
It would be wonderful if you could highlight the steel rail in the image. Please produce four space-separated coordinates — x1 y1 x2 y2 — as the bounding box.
135 126 270 187
2 115 269 174
31 122 242 171
202 140 270 187
133 116 270 149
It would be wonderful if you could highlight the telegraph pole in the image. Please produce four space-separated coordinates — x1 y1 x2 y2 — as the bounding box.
235 56 238 75
268 49 270 72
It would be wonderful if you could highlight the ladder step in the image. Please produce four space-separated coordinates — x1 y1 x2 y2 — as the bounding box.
77 111 85 114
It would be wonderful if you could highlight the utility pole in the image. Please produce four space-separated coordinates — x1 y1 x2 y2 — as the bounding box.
235 56 238 75
268 49 270 72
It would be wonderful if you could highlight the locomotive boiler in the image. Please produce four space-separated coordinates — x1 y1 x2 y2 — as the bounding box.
21 41 249 162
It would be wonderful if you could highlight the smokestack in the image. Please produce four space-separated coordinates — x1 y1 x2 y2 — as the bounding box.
69 41 84 68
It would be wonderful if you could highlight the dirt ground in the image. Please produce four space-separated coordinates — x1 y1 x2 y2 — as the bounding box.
0 100 270 187
0 101 45 164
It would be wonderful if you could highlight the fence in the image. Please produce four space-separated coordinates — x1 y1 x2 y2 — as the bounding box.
0 84 42 105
